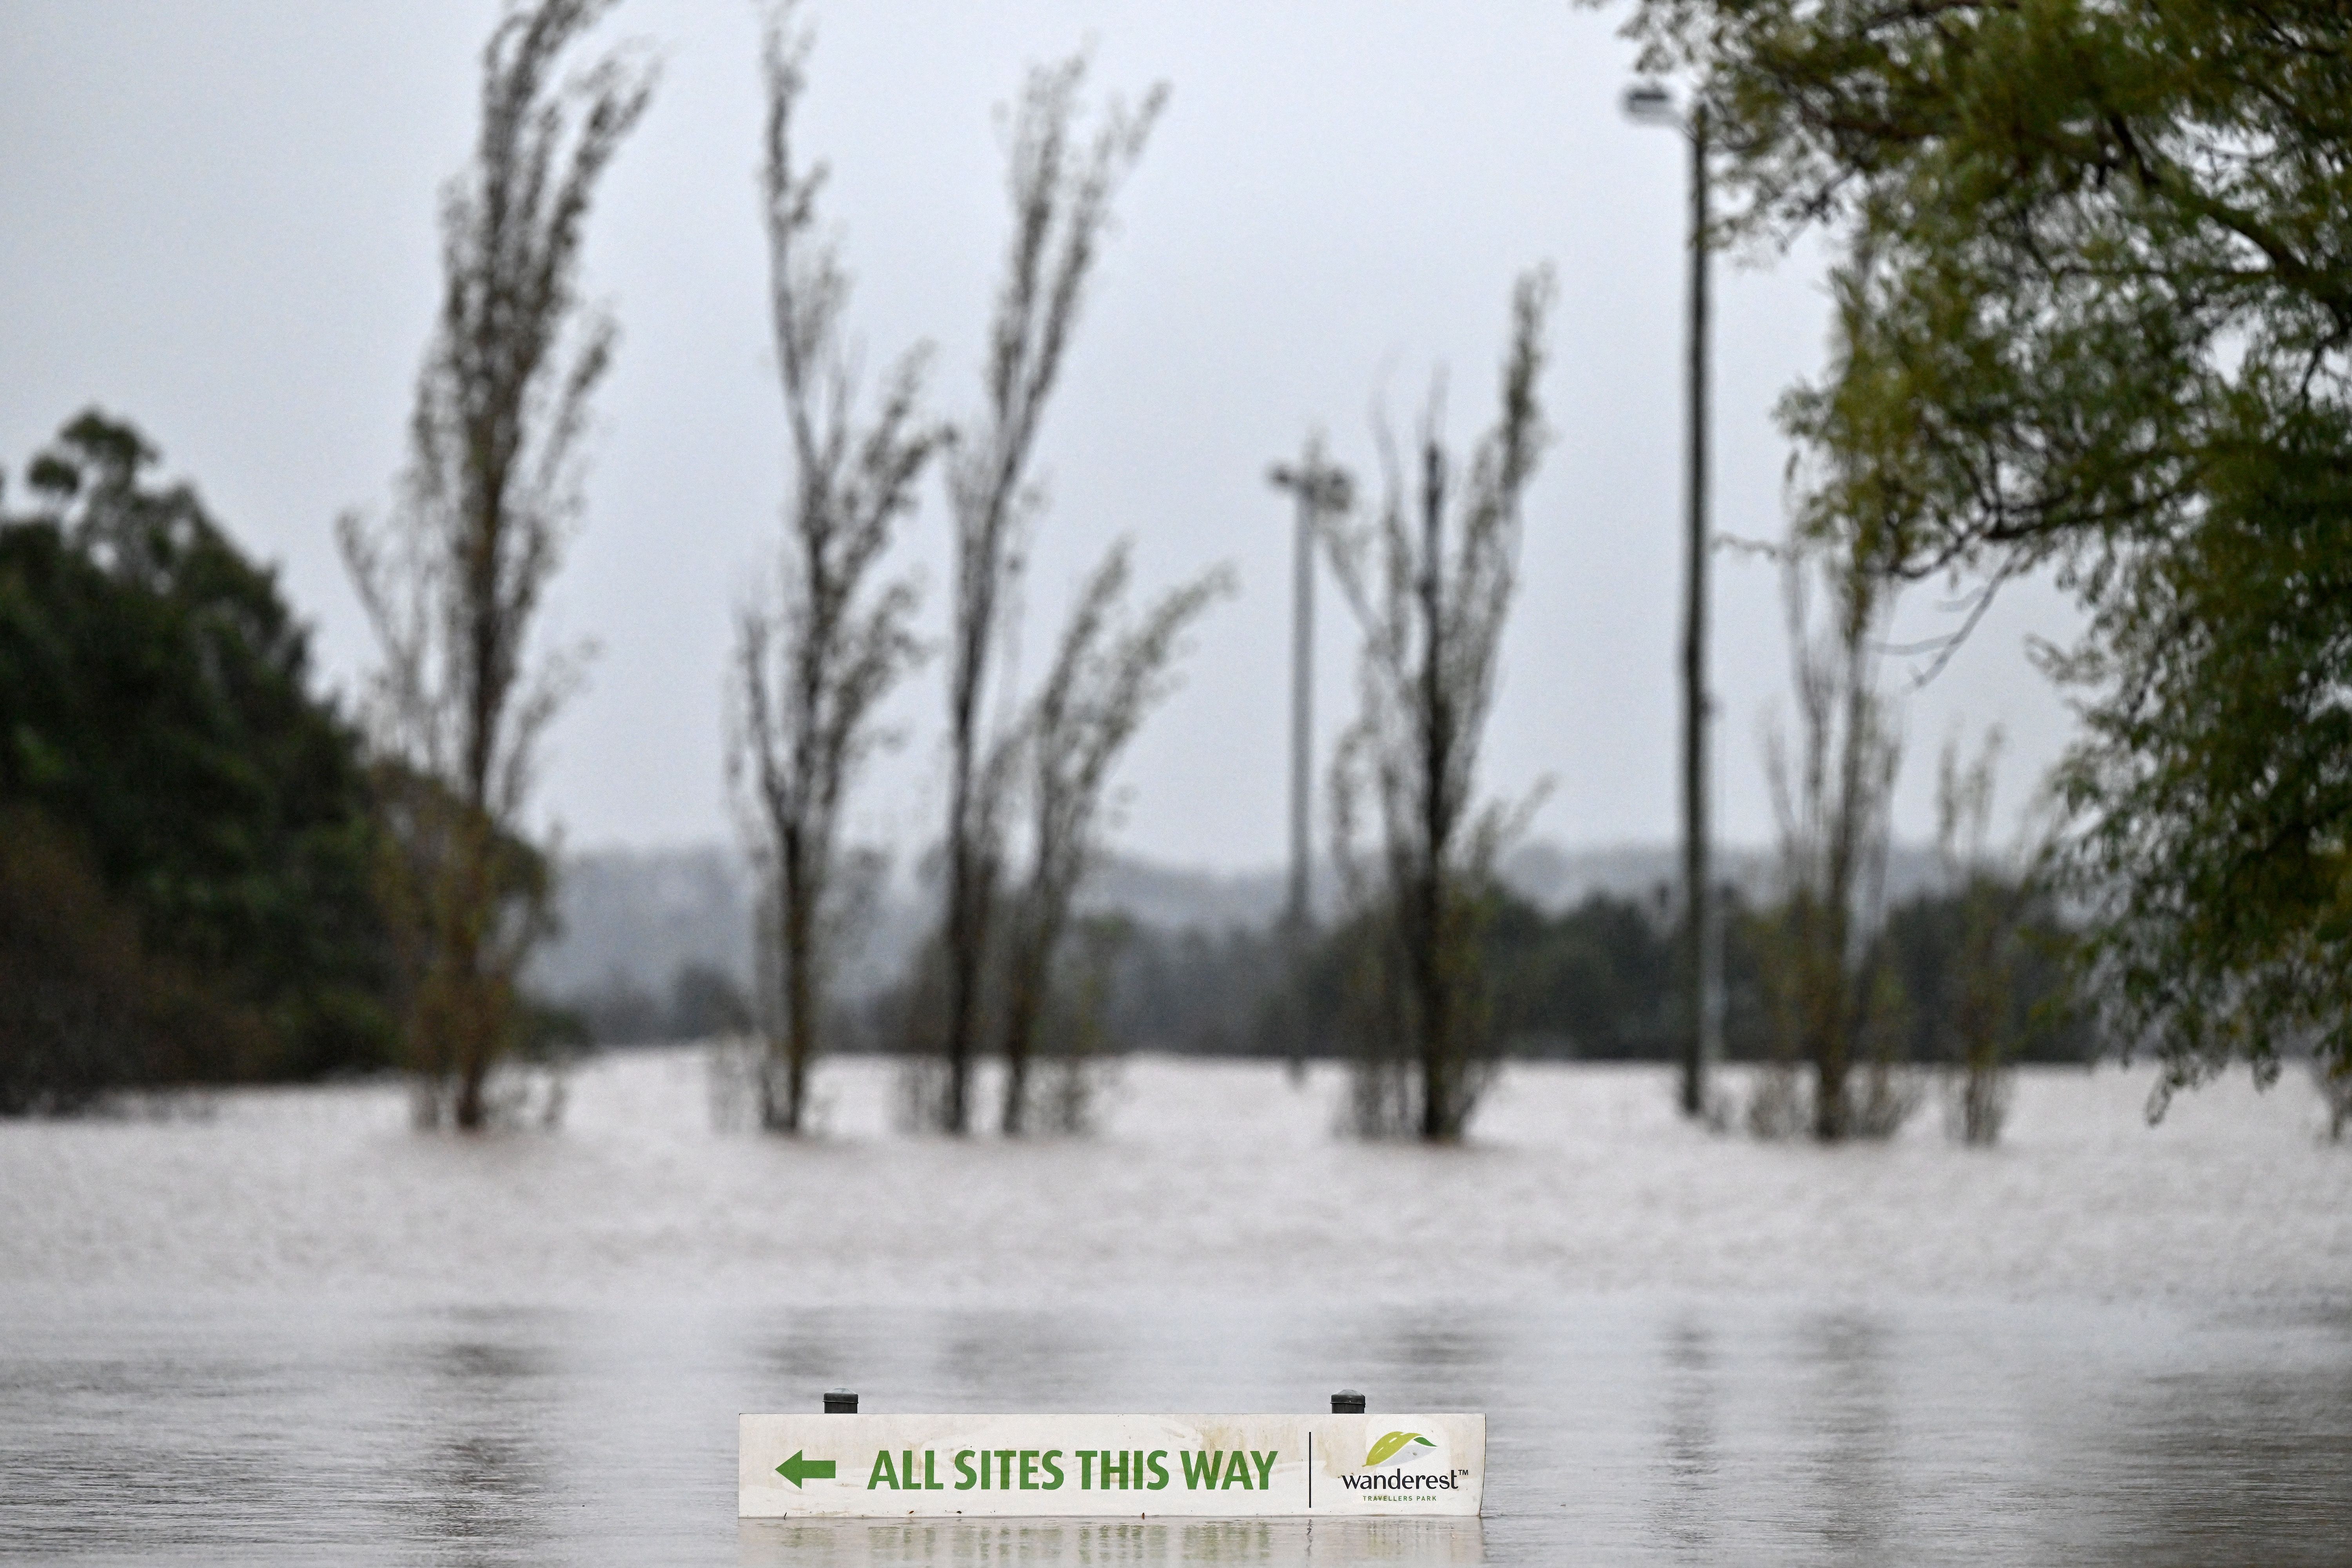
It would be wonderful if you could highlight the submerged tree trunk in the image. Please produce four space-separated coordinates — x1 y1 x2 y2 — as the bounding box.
771 827 817 1133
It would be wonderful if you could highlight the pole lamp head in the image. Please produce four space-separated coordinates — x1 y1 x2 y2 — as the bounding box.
1270 454 1354 517
1622 80 1682 129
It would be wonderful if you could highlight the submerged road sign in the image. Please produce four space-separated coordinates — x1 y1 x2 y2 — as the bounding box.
738 1413 1485 1519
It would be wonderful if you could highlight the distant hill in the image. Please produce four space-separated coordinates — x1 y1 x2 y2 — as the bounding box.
528 838 1947 1005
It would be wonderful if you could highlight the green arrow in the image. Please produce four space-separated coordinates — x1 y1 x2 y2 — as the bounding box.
775 1450 836 1488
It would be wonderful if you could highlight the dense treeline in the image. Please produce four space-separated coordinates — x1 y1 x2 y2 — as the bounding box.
0 413 397 1111
0 2 650 1124
577 879 2088 1076
561 963 751 1049
1101 882 2087 1068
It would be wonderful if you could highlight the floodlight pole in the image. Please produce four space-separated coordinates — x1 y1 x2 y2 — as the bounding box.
1271 444 1353 933
1287 474 1316 936
1628 86 1720 1119
1270 445 1349 1082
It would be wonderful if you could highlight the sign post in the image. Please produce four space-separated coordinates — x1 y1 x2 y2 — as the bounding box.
739 1409 1484 1519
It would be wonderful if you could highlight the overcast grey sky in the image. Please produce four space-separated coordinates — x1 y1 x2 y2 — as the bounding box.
0 0 2081 871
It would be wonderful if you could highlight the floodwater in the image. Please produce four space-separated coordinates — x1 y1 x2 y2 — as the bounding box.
2 1052 2347 1564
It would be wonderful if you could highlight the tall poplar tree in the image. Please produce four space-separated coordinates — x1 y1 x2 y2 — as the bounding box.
1321 271 1553 1142
734 4 940 1134
340 0 655 1129
927 58 1163 1134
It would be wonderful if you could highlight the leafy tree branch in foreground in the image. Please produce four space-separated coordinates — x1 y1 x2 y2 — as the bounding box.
1610 0 2352 1100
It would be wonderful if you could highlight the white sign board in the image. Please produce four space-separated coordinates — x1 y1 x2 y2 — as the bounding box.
739 1413 1484 1519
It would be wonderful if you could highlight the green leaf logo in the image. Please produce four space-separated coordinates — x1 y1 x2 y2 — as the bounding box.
1362 1431 1438 1468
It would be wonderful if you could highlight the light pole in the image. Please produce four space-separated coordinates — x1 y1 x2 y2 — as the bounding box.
1624 80 1720 1119
1269 441 1353 931
1270 442 1351 1080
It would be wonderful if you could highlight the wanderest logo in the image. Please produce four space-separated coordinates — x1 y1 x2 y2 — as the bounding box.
1338 1430 1467 1497
1361 1431 1437 1468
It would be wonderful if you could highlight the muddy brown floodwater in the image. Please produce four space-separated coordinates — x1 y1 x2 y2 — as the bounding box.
3 1053 2348 1564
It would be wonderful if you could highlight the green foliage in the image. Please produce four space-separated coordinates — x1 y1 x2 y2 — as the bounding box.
903 873 2084 1085
1613 0 2352 1092
2052 407 2352 1102
1363 1432 1435 1469
1883 883 2088 1067
1148 886 1701 1063
1484 891 1676 1060
0 412 394 1100
0 804 274 1114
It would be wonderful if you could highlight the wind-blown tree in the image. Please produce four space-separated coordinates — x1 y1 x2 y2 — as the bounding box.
339 0 654 1129
1609 0 2352 1103
732 5 942 1135
996 543 1230 1134
1321 270 1553 1143
927 58 1165 1134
